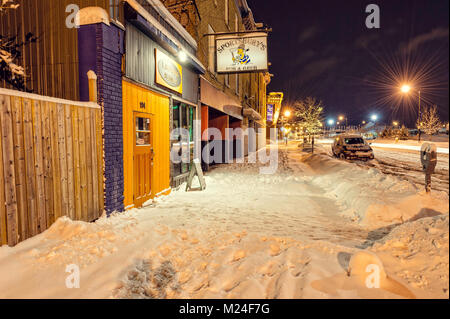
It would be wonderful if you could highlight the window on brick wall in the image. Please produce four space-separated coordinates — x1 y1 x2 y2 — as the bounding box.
109 0 120 21
208 24 215 74
225 0 229 26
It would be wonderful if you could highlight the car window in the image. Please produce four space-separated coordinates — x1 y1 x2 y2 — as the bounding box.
344 138 364 145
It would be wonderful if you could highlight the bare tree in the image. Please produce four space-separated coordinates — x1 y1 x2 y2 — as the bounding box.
293 97 324 142
0 0 19 11
1 0 36 91
417 105 442 140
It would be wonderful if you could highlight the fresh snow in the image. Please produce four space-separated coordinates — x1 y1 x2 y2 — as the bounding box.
0 144 448 299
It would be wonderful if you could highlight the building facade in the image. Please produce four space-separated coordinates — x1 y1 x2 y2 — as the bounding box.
161 0 271 168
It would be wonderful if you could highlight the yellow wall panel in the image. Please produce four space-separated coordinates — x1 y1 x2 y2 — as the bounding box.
122 80 171 209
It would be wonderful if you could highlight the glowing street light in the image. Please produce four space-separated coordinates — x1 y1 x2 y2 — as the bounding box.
393 121 399 127
362 120 366 125
284 110 291 118
401 84 411 93
327 119 335 126
338 115 348 128
371 114 378 122
400 83 422 141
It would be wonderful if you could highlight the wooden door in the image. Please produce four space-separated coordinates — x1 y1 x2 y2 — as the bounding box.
133 113 153 207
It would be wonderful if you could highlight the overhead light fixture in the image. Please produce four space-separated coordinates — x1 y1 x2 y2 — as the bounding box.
178 51 187 62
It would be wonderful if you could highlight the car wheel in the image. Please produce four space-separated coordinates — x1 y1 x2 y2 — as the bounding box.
339 153 346 160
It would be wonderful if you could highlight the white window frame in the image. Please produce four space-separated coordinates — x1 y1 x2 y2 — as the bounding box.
207 24 215 74
225 0 229 26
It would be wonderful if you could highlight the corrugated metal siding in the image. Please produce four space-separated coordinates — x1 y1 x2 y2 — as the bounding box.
125 24 155 87
182 65 198 104
125 23 198 103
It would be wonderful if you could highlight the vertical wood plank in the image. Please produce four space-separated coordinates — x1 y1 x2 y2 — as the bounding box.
84 108 93 221
65 104 75 220
72 107 82 221
90 109 99 220
78 107 88 221
57 104 69 217
0 102 7 246
11 96 28 240
32 100 47 232
23 98 38 236
50 102 62 221
0 95 18 246
41 102 54 228
95 109 104 215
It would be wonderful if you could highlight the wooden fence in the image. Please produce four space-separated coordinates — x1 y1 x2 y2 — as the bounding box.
0 88 104 246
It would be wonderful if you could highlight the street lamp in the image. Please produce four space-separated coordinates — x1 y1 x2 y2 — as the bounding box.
338 115 348 129
281 111 291 144
371 114 378 122
393 121 399 127
327 119 335 126
401 84 411 93
400 84 422 141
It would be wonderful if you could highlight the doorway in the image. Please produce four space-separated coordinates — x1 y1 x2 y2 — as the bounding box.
133 112 153 207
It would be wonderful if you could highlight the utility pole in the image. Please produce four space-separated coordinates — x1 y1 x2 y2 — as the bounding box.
418 90 422 142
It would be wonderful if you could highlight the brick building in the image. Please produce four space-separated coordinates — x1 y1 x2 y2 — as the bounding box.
161 0 272 167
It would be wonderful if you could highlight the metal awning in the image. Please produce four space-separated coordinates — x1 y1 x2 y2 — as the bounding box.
200 77 243 120
243 107 262 121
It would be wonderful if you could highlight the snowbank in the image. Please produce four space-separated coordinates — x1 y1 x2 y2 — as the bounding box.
371 214 449 297
299 152 448 228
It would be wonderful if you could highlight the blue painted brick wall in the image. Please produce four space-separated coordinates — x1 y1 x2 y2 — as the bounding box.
96 23 125 214
79 21 125 215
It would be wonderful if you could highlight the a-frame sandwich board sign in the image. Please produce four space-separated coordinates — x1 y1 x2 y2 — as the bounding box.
186 158 206 192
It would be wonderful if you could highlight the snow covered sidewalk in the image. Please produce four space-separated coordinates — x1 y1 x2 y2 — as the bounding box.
0 145 448 299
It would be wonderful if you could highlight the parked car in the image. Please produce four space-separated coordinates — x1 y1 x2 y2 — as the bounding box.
332 134 374 160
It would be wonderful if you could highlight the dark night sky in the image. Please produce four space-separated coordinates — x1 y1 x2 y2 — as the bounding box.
249 0 449 126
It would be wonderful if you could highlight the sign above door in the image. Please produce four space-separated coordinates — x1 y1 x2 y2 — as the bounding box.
155 48 183 94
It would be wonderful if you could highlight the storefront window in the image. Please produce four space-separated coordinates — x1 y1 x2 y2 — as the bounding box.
172 101 196 176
